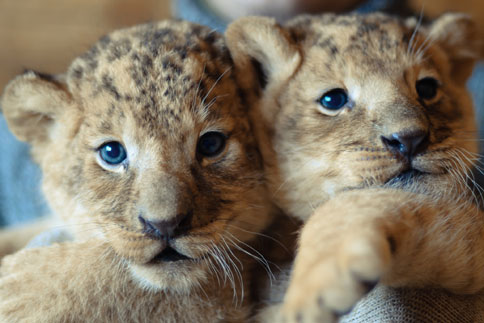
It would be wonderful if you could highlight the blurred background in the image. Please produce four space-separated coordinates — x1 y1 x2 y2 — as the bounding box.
0 0 172 90
0 0 482 91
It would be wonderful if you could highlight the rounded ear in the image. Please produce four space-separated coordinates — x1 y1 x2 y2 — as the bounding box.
427 13 482 84
1 70 71 144
225 16 301 91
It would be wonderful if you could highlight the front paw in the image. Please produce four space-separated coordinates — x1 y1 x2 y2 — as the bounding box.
282 232 390 323
0 278 35 322
0 256 45 322
0 242 111 323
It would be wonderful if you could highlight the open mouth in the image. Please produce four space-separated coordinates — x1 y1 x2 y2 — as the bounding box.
149 247 191 263
385 169 425 185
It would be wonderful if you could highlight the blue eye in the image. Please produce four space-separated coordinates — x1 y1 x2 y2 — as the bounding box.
319 89 348 110
99 141 127 165
197 132 226 158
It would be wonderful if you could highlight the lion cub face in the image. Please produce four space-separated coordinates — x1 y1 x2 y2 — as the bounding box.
2 21 271 292
227 13 481 221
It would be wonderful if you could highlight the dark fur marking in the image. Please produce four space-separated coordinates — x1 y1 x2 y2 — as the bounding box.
99 121 112 132
142 28 176 56
99 35 111 49
102 74 121 101
72 67 84 79
80 45 100 71
142 54 153 68
388 235 397 254
29 70 57 84
355 22 380 37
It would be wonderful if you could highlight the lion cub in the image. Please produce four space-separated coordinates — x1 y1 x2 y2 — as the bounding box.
227 12 483 321
0 20 275 322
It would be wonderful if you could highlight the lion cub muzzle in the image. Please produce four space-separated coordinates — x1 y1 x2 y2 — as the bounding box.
381 130 429 161
137 210 194 263
138 211 192 242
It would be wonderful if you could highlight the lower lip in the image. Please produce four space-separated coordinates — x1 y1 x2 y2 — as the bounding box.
386 169 426 185
149 247 192 263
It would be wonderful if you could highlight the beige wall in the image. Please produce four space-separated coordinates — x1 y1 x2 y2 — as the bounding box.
0 0 171 90
409 0 484 22
409 0 484 37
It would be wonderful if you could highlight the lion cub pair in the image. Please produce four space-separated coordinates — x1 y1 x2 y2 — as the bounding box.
1 11 483 323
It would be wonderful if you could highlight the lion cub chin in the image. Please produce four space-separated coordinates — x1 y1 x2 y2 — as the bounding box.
0 20 276 322
227 12 483 322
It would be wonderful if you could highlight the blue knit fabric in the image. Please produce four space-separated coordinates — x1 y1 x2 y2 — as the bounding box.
172 0 398 29
172 0 228 32
468 63 484 186
0 115 49 226
357 0 395 13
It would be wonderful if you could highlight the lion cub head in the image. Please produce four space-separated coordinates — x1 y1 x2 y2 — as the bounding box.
1 20 272 292
227 13 482 221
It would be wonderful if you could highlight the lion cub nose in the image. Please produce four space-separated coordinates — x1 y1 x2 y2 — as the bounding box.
139 211 192 240
381 130 429 160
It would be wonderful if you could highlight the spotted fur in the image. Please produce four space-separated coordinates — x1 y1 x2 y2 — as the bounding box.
0 20 275 322
227 12 483 322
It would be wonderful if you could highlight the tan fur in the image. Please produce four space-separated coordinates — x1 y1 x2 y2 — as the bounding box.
0 241 250 322
226 12 483 322
0 20 276 322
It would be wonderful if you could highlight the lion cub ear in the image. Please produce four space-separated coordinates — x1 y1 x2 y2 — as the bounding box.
427 13 482 84
226 16 301 94
1 70 71 145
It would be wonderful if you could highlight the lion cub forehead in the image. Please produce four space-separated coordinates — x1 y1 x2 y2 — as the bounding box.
290 14 413 67
287 13 427 100
65 20 237 139
289 13 408 43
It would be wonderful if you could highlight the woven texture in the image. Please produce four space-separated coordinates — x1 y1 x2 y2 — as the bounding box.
342 285 484 322
26 228 73 248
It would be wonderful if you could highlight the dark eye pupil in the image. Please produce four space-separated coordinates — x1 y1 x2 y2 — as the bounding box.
416 77 438 100
100 142 127 165
198 132 226 157
320 89 348 110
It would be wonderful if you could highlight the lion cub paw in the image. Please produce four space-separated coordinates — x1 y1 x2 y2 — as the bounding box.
282 233 391 323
